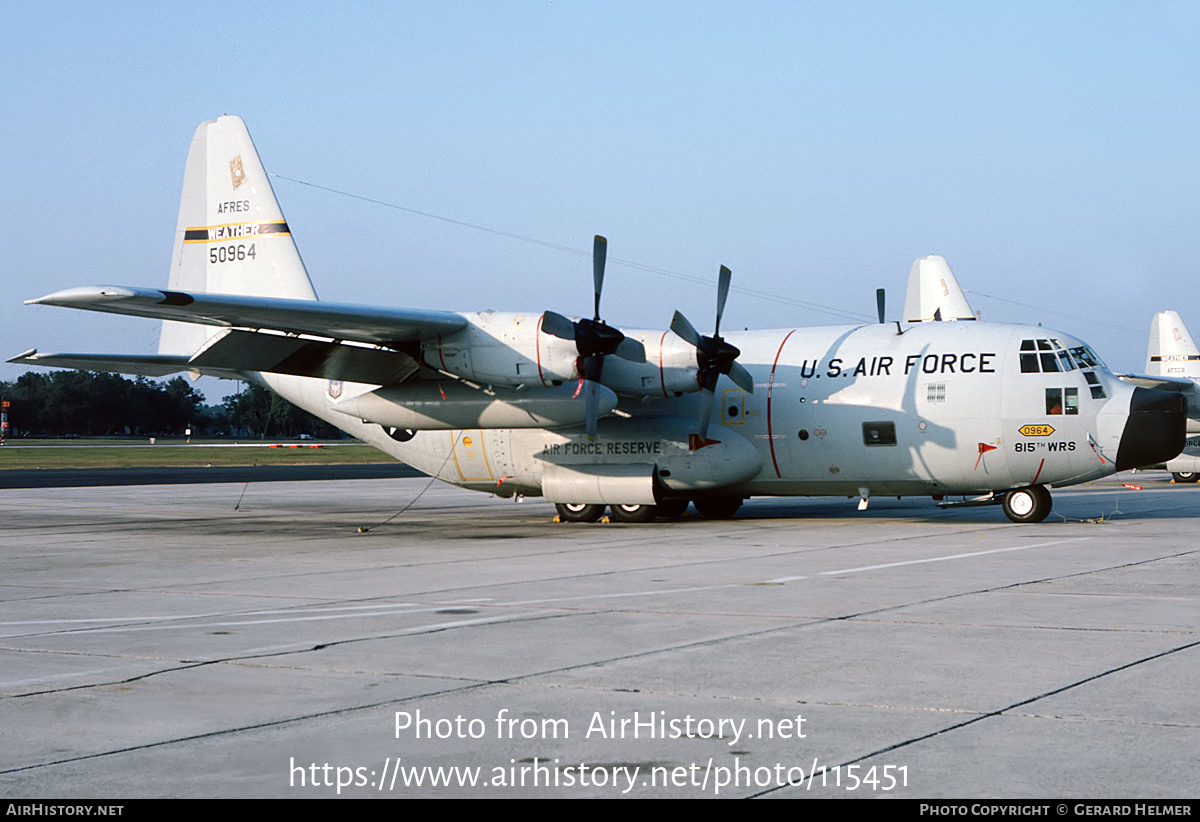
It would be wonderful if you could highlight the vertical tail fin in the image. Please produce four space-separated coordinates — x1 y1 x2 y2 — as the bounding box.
159 115 317 355
1146 310 1200 379
902 255 976 323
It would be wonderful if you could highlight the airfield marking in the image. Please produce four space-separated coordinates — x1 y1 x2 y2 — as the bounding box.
817 537 1090 576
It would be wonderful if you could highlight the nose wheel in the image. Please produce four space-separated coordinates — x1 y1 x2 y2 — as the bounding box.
1002 485 1052 523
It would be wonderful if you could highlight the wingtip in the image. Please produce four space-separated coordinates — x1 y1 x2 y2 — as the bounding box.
25 286 143 307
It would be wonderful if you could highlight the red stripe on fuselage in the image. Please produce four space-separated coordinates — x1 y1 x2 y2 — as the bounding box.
767 330 797 478
536 314 548 387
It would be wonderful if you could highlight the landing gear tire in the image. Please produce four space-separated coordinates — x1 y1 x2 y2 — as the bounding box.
555 503 605 523
1002 485 1052 523
1171 471 1199 483
693 496 743 520
655 499 690 519
608 503 657 523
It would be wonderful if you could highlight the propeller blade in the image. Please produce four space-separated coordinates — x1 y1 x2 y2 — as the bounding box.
585 379 600 439
580 353 604 384
672 264 755 440
540 234 629 429
670 311 704 349
715 265 731 337
695 386 715 441
728 361 755 393
592 235 607 321
876 288 886 324
615 336 646 363
541 310 577 341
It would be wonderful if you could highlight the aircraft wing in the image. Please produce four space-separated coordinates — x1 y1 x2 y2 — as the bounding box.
1120 372 1200 433
26 286 468 346
11 331 422 386
1118 372 1197 393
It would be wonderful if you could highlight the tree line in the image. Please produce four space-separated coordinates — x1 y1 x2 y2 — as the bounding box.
0 371 343 439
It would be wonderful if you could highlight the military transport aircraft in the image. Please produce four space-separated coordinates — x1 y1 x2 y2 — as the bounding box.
10 116 1187 523
1122 310 1200 483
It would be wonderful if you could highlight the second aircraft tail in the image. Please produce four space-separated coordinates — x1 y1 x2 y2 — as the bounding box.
1146 310 1200 380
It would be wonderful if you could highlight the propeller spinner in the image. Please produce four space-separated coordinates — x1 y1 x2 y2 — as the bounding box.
541 235 645 437
670 265 754 445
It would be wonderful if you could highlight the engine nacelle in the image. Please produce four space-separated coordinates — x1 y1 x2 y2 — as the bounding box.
422 311 577 387
600 330 701 398
422 311 702 398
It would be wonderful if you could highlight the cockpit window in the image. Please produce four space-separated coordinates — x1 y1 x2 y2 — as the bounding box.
1065 387 1079 414
1022 339 1106 374
1068 345 1104 369
1083 370 1107 398
1045 387 1079 415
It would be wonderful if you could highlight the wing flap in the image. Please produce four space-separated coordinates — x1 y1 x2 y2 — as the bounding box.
188 330 420 384
28 286 467 346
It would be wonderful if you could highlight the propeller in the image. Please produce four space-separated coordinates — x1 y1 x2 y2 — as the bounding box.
670 265 754 444
541 235 645 437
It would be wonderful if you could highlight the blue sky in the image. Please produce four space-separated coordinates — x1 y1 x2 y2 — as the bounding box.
3 1 1198 398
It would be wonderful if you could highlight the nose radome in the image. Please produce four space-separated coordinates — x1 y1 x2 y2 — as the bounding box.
1115 387 1187 470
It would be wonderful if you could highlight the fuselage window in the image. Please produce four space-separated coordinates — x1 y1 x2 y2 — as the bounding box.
862 421 897 446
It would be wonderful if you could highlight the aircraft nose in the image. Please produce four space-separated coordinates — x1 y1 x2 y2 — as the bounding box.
1115 387 1187 470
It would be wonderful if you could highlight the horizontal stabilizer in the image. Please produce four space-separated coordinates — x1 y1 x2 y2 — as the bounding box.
28 286 467 347
189 330 420 385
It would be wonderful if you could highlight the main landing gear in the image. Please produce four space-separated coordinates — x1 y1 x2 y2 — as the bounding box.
554 496 744 523
554 503 606 523
1171 471 1198 483
1001 485 1053 523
